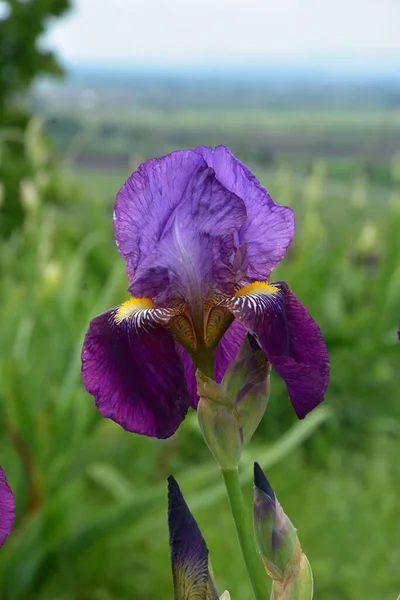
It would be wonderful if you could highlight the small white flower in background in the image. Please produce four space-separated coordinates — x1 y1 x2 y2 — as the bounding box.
219 592 231 600
20 179 39 211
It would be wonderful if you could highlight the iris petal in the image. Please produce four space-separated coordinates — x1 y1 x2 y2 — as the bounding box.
114 150 205 281
81 306 191 438
196 145 295 280
214 320 247 385
114 150 246 303
176 344 198 409
0 467 15 547
224 282 329 418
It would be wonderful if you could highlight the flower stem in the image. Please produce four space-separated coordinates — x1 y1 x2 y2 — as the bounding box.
222 468 269 600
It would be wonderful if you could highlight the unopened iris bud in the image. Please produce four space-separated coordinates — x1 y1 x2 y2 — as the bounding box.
253 463 313 599
253 463 296 578
168 476 220 599
196 370 243 470
222 335 271 444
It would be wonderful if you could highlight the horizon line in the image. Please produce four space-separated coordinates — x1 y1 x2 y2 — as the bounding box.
60 59 400 83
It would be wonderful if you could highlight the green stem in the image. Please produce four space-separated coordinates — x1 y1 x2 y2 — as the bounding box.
222 468 269 600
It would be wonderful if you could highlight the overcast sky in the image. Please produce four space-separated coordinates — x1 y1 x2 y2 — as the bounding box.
46 0 400 68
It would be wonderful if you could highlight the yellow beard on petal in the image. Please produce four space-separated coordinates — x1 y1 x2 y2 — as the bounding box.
234 281 279 297
114 297 154 324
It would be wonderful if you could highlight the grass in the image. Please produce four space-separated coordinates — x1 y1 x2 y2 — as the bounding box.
0 145 399 599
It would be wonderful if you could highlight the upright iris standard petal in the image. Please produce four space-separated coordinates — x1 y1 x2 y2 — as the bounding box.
224 282 330 418
168 476 219 600
114 150 205 280
81 304 191 438
0 467 15 547
196 145 295 281
114 149 247 303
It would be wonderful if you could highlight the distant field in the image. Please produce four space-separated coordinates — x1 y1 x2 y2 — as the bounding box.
46 104 400 207
48 105 400 131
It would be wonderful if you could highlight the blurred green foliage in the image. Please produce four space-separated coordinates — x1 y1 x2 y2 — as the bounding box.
0 145 399 598
0 0 70 235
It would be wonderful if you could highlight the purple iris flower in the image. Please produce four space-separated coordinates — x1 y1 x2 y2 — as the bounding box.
0 467 15 547
81 145 329 438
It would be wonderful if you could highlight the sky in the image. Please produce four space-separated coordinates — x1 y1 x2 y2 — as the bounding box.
46 0 400 71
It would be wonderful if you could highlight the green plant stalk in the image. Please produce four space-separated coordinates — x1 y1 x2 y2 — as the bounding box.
222 468 269 600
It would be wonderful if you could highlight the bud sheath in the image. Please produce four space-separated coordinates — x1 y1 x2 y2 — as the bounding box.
196 370 243 470
222 335 271 444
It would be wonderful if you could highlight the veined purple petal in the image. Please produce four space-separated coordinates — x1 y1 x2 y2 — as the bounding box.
114 150 246 302
176 344 198 409
196 145 295 280
224 282 330 418
168 476 210 600
81 306 191 438
114 150 204 277
0 467 15 547
214 320 247 384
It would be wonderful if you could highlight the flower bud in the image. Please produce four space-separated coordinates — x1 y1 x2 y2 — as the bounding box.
253 463 313 599
196 370 243 470
222 335 271 444
168 476 220 600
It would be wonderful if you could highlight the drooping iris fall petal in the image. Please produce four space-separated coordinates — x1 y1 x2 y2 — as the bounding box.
0 467 15 547
81 305 191 438
224 282 329 418
168 476 219 600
